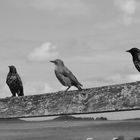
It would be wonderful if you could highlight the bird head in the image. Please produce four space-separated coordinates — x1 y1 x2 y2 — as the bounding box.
50 59 64 66
126 48 140 55
8 65 17 73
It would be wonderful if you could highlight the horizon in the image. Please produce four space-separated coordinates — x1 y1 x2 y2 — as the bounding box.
20 110 140 121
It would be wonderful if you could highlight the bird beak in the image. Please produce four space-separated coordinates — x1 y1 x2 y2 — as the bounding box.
126 50 130 53
50 60 55 63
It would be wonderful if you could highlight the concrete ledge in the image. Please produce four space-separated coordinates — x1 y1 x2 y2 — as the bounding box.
0 81 140 118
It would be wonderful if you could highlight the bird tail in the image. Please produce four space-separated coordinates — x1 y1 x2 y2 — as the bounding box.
18 88 24 96
19 92 24 96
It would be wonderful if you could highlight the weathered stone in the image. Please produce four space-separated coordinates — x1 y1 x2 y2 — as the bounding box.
0 81 140 118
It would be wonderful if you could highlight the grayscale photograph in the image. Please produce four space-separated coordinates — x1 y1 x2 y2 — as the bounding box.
0 0 140 140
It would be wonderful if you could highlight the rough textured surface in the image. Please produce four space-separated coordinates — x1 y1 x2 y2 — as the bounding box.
0 81 140 118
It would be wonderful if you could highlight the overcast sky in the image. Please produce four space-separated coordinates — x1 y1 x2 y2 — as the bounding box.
0 0 140 119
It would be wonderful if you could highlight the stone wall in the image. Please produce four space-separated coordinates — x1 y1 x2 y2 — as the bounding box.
0 81 140 118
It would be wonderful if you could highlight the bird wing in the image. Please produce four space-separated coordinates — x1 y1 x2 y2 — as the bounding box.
138 54 140 60
6 74 16 85
55 70 71 86
16 73 24 95
16 73 23 88
134 60 140 72
6 73 23 92
62 67 83 86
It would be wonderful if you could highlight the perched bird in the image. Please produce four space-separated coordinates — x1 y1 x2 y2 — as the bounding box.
126 48 140 72
50 59 83 91
6 65 24 97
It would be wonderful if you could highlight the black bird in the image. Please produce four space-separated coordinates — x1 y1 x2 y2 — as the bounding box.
126 48 140 72
6 65 24 97
50 59 83 91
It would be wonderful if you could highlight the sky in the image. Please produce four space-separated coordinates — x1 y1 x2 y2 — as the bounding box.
0 0 140 120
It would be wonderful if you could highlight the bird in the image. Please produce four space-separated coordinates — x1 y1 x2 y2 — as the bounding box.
50 59 83 91
6 65 24 97
126 47 140 72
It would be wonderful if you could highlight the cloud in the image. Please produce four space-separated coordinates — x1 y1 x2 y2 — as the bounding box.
28 42 59 61
115 0 137 25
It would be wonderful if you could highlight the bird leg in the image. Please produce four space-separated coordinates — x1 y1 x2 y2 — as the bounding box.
61 86 71 106
65 86 71 92
11 95 16 98
12 92 16 97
